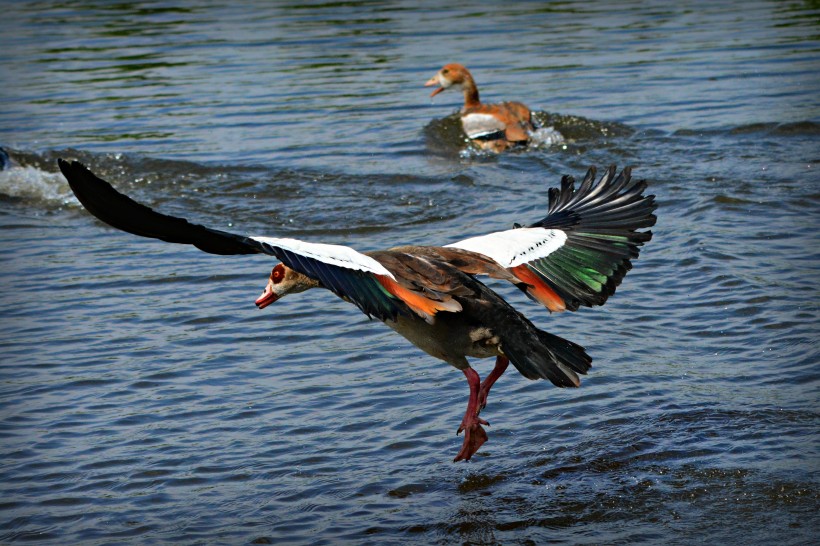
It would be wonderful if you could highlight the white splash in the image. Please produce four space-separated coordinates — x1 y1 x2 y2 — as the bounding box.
0 165 78 207
528 126 566 148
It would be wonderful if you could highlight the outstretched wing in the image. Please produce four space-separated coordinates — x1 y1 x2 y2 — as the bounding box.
58 159 410 320
448 165 657 312
59 158 259 255
249 237 407 320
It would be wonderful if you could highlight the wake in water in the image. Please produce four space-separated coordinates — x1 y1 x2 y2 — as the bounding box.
0 148 77 207
460 123 566 158
424 110 634 158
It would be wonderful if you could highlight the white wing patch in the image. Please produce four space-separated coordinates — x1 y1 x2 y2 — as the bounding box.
461 113 506 139
250 236 395 279
447 227 567 268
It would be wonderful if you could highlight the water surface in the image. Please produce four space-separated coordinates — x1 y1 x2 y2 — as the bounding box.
1 1 818 544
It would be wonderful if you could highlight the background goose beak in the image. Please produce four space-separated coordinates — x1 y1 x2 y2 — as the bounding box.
425 76 444 97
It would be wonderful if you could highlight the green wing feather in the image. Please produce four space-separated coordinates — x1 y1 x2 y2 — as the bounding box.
524 166 657 311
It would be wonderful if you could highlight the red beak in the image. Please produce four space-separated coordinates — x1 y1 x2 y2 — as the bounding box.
255 286 279 309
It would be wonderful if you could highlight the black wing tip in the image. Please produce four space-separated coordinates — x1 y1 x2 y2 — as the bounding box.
57 157 86 176
548 164 656 221
533 164 657 233
58 158 262 256
57 157 74 179
58 158 106 195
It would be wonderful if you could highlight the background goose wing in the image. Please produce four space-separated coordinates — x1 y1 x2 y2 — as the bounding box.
448 165 657 312
461 113 506 140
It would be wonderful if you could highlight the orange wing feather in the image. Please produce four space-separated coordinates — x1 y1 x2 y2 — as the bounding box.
510 264 566 312
375 275 462 320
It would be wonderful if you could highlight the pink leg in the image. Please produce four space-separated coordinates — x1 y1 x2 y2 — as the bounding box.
454 367 489 462
478 355 509 411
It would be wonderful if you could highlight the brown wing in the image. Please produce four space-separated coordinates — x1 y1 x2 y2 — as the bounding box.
389 245 520 283
500 102 533 142
368 249 493 323
462 102 532 143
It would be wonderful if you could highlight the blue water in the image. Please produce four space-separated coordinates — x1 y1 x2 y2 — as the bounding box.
0 1 818 544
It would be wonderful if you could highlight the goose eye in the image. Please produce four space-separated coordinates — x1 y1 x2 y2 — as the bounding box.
271 265 285 284
442 69 449 74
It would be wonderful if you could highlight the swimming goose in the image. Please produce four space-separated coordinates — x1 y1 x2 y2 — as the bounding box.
425 63 537 153
58 159 656 461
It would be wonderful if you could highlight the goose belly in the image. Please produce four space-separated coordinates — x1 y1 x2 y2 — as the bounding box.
384 313 501 369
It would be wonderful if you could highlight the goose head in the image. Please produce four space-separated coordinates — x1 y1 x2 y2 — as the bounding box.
255 263 319 309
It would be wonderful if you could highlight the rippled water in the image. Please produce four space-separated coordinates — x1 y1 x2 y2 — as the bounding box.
1 1 818 544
